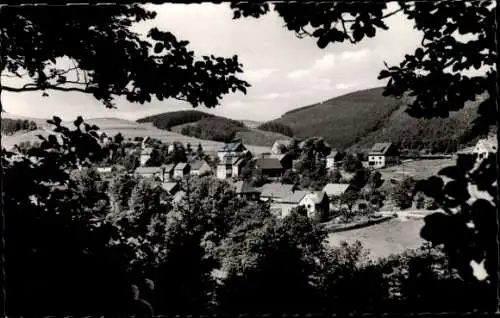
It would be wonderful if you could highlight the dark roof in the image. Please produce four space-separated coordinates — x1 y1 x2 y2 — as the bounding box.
255 157 283 170
369 142 393 155
220 140 245 152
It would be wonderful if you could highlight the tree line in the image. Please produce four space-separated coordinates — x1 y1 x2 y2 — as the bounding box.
1 118 38 135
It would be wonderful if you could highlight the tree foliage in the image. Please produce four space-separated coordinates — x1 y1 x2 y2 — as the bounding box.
0 4 250 110
181 116 247 143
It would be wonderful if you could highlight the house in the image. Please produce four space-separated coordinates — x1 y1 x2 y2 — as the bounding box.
472 136 497 161
217 139 247 161
189 159 212 176
254 157 284 178
292 159 301 172
173 162 190 179
322 183 354 197
269 153 293 170
300 191 329 221
271 139 294 155
326 150 340 170
271 190 308 218
260 183 295 201
161 181 180 195
217 157 246 179
161 163 176 181
269 190 329 221
231 180 261 200
140 148 153 166
135 166 166 181
368 142 400 169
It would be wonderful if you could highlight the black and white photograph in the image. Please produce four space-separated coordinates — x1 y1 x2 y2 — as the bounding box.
0 1 498 316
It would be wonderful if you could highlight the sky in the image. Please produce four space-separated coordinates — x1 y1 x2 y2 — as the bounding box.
2 2 422 122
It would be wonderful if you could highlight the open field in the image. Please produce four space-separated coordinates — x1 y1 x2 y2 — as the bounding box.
378 158 456 181
327 218 425 261
2 117 272 155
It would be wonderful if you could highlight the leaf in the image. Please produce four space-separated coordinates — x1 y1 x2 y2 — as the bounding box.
438 166 465 180
317 36 330 49
154 42 164 54
415 48 424 60
417 176 444 198
74 116 84 127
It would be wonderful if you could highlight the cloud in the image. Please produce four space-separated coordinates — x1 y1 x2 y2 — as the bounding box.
243 68 277 82
313 53 336 70
288 69 311 80
288 53 337 80
335 82 360 90
259 92 292 100
340 48 371 62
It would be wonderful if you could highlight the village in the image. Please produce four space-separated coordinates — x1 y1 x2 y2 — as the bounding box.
94 132 498 224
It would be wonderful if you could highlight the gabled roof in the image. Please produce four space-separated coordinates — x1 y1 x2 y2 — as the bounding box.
175 162 189 170
260 183 294 198
369 142 393 155
322 183 351 196
161 182 179 193
190 159 209 170
161 163 176 172
303 191 327 204
277 190 308 204
220 140 245 152
232 180 260 194
255 157 283 170
135 166 163 174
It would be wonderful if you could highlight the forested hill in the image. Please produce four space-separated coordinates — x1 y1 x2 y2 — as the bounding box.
265 87 483 153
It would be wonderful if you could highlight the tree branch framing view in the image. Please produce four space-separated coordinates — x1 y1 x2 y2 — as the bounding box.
1 1 498 316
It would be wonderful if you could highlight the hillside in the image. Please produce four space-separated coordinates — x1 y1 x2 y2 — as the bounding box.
136 110 215 130
139 111 291 147
267 87 482 152
2 116 272 155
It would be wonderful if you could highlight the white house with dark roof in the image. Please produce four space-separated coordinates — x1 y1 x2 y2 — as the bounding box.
173 162 190 179
217 156 246 179
472 135 497 162
254 157 284 178
217 139 247 161
368 142 400 169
